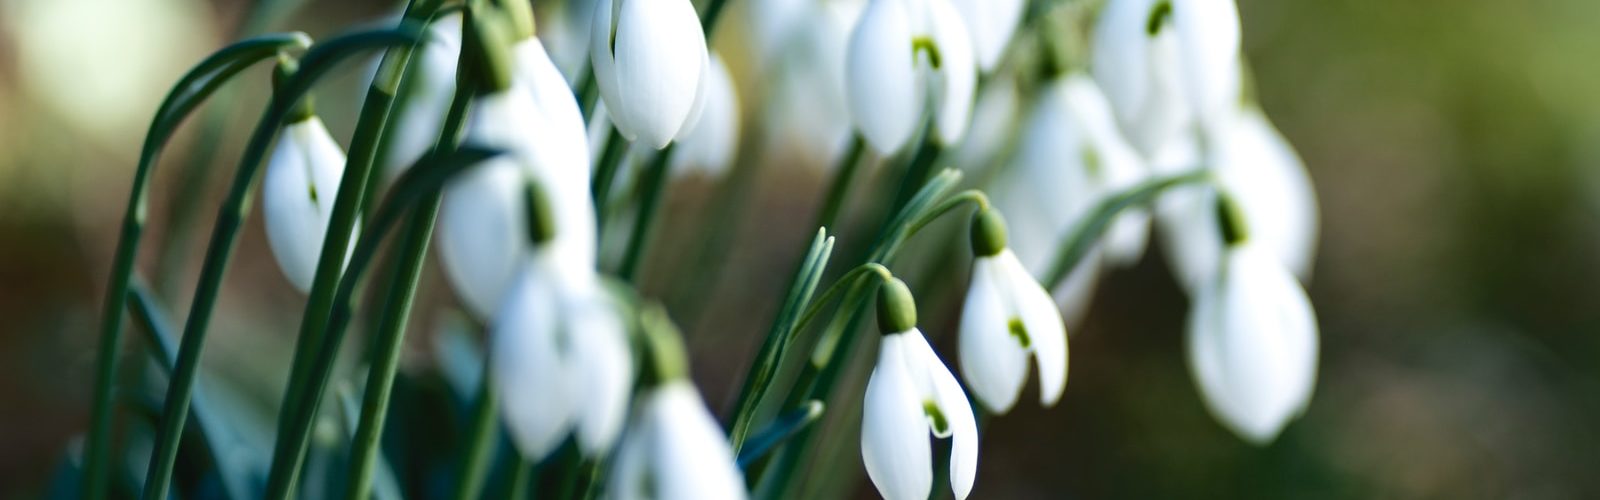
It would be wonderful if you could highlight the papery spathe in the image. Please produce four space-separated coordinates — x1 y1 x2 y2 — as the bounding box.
262 117 349 293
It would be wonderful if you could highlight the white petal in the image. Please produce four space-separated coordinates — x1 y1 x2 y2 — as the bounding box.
1171 0 1241 133
649 382 748 500
998 251 1068 406
1214 109 1319 280
380 12 462 183
1059 75 1152 267
671 53 740 177
957 257 1028 413
1188 246 1319 443
607 399 654 500
568 293 634 455
926 0 975 145
948 72 1019 173
438 99 528 319
513 40 600 271
613 0 708 148
862 333 933 500
590 0 638 141
902 329 978 499
951 0 1023 71
1091 0 1191 157
492 266 575 459
262 118 347 293
847 0 919 154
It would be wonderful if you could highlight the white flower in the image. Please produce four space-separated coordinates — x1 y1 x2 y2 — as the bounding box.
590 0 710 149
948 72 1020 174
845 0 976 154
492 256 633 458
863 328 979 500
1187 241 1318 444
438 39 594 320
764 0 862 164
1091 0 1241 157
989 76 1146 325
958 210 1068 414
670 52 740 177
1155 109 1318 291
262 116 349 293
608 381 747 500
949 0 1024 71
380 12 462 183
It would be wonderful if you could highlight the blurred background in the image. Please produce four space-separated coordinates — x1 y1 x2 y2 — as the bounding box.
3 0 1600 498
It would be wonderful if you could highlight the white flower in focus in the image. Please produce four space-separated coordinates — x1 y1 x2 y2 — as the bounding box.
1156 109 1318 291
1091 0 1241 157
262 116 349 293
609 381 747 500
949 0 1024 71
845 0 977 154
439 39 595 320
380 12 462 183
958 209 1068 414
493 256 633 458
862 278 978 500
1187 210 1318 444
670 53 740 177
590 0 710 149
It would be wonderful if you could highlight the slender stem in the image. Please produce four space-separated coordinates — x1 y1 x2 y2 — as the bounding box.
451 364 501 500
905 189 990 237
886 135 943 214
267 19 432 497
618 147 674 282
499 455 532 500
590 128 629 229
81 33 308 500
726 231 836 453
813 135 867 231
1043 169 1212 288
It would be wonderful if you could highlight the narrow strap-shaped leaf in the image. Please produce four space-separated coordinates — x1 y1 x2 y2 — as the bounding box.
737 401 825 470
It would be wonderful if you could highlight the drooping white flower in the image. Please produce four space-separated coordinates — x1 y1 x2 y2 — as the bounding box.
609 380 747 500
590 0 710 149
1155 108 1318 291
380 12 463 183
845 0 976 154
1091 0 1241 157
438 38 594 320
262 116 349 293
1186 202 1318 444
764 0 863 164
958 209 1068 414
949 0 1024 71
670 52 740 177
862 278 978 500
492 254 633 458
1058 75 1153 267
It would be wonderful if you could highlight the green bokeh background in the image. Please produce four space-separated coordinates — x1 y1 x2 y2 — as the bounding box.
1 0 1598 497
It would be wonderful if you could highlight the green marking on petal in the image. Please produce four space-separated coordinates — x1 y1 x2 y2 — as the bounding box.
1082 147 1103 178
923 400 950 436
911 36 943 69
1008 317 1031 349
1147 1 1173 36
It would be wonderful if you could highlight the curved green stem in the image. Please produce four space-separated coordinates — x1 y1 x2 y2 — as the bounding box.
618 147 673 282
81 32 309 500
140 27 422 500
265 143 500 500
905 189 990 237
450 364 501 500
1043 169 1212 289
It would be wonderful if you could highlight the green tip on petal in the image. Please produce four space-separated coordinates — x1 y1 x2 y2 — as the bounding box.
523 179 556 246
1007 317 1031 349
970 208 1008 257
1147 0 1173 36
1216 191 1250 247
923 400 950 437
876 277 918 335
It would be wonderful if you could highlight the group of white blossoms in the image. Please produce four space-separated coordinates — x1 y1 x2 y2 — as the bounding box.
256 0 1320 497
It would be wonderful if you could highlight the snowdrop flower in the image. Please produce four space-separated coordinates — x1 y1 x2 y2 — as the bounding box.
1156 108 1318 291
989 76 1144 325
493 250 633 458
764 0 862 164
670 53 740 177
949 0 1024 71
862 277 978 500
590 0 710 149
948 72 1020 174
262 64 349 294
439 17 595 320
1091 0 1241 157
958 208 1069 414
845 0 976 154
1187 194 1318 444
610 308 746 500
380 12 462 183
